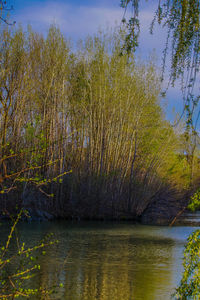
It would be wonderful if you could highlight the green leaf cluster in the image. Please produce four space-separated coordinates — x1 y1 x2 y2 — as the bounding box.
0 211 60 299
188 189 200 212
175 229 200 299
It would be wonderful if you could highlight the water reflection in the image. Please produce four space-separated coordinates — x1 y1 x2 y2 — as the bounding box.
61 233 174 300
0 222 196 300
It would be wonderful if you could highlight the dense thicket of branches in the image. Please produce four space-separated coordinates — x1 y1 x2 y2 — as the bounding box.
0 26 199 218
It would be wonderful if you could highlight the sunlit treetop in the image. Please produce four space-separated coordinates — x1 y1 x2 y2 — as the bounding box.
121 0 200 134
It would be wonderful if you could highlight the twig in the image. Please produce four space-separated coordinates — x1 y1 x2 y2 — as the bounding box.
169 206 187 227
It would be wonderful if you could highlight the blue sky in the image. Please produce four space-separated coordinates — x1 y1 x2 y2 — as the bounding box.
7 0 186 123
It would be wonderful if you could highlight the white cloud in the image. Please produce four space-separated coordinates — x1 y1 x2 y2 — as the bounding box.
15 1 167 57
15 1 123 40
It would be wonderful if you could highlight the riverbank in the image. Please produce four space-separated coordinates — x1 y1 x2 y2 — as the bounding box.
0 186 194 226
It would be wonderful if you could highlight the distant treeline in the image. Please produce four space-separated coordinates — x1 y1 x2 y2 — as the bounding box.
0 25 199 219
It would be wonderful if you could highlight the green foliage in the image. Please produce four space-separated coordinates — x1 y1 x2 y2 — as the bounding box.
175 188 200 299
174 229 200 299
188 189 200 212
121 0 200 133
0 24 199 217
0 210 59 299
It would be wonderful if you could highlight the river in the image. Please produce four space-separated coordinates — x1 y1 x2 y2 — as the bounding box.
0 221 198 299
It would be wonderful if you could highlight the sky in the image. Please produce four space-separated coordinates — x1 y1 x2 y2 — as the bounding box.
6 0 186 123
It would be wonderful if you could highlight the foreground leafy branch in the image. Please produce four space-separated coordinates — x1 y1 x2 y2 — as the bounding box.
175 229 200 299
0 210 60 299
174 190 200 299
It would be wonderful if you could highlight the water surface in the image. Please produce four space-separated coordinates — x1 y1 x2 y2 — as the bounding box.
0 221 197 299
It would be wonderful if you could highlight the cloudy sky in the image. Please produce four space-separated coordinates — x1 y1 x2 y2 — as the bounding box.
7 0 184 122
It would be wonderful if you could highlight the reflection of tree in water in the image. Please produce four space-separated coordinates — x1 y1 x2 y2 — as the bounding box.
43 228 175 300
129 238 174 300
2 223 177 300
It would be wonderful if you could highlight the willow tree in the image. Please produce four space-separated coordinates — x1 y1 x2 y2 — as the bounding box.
0 25 71 211
64 29 184 218
121 0 200 135
0 25 198 218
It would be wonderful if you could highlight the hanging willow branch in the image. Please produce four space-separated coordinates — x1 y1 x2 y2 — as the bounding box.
0 0 15 25
121 0 200 134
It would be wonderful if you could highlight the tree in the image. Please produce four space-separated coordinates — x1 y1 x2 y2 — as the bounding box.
121 0 200 135
1 25 192 218
121 4 200 297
